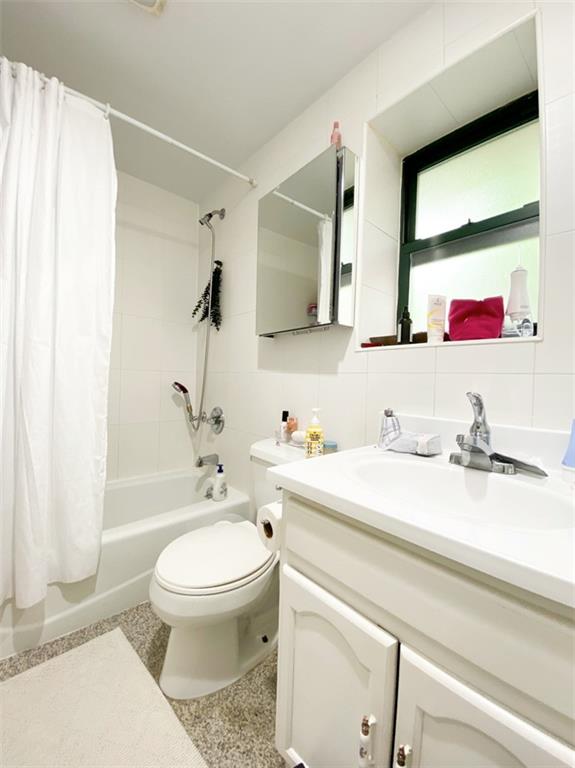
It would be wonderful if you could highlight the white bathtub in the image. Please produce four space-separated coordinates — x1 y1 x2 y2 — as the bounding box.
0 471 250 660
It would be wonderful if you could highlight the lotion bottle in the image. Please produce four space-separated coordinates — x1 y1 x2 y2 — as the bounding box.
212 463 227 501
305 408 324 458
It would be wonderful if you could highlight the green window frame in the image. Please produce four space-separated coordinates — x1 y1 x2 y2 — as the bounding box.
398 90 540 319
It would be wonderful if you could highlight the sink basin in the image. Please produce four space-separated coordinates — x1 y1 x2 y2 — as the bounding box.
348 454 572 532
270 435 575 607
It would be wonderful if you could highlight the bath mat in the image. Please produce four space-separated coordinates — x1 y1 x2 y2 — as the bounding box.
0 628 208 768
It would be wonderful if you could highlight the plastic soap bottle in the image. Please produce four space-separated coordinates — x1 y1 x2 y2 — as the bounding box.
213 464 227 501
305 408 324 458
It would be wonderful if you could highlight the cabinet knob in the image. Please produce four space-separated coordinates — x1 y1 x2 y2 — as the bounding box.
396 744 413 767
359 714 376 767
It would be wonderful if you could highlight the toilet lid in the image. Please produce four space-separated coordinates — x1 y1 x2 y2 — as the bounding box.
154 520 274 595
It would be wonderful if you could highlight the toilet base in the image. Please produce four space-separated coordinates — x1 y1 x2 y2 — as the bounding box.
159 619 240 699
159 616 278 700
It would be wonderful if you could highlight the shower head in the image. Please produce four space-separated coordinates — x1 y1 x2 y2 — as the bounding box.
199 208 226 227
172 381 194 422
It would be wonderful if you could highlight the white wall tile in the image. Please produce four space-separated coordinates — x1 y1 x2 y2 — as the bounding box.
326 51 378 157
109 172 199 480
538 2 574 105
434 373 534 426
279 372 321 429
159 420 196 471
120 230 163 319
436 341 536 374
121 314 163 371
361 220 398 294
535 231 575 373
161 321 196 372
118 422 159 478
444 2 534 66
107 368 121 426
319 328 367 374
358 285 396 343
258 328 322 375
119 370 161 424
377 4 444 112
110 313 122 370
533 374 574 429
162 241 198 324
319 373 367 449
362 128 401 237
544 95 575 236
365 372 435 443
106 424 119 481
367 345 436 374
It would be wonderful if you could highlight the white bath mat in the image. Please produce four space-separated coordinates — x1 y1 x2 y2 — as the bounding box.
0 629 208 768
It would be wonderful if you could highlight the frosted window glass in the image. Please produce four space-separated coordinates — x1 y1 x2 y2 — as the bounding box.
408 236 539 334
415 122 539 240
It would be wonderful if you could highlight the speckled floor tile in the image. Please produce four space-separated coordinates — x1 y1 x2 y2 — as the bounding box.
0 602 284 768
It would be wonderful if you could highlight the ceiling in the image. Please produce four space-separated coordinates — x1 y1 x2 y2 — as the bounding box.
1 0 429 201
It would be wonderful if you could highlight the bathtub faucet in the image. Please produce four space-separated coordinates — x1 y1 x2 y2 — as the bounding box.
196 453 219 468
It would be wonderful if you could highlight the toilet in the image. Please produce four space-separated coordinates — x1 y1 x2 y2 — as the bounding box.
150 438 303 699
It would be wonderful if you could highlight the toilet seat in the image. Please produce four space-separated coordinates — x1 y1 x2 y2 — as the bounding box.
154 520 275 596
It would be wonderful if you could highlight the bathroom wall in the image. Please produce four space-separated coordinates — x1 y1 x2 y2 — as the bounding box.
198 2 574 494
108 173 200 480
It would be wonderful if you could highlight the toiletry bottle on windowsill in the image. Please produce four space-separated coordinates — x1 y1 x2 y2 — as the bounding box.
397 306 413 344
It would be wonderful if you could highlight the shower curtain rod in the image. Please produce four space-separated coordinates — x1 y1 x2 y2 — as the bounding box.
2 59 257 188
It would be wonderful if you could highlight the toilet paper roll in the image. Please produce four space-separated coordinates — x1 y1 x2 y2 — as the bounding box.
256 501 283 552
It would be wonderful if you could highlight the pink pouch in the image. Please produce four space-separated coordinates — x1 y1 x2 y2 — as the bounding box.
448 296 504 341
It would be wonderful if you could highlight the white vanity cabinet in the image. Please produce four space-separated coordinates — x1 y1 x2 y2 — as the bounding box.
394 647 574 768
276 565 398 768
275 495 575 768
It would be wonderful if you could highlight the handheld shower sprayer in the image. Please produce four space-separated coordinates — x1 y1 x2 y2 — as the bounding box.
172 381 194 422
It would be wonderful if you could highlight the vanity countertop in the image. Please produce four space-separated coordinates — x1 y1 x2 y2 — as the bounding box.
270 445 575 609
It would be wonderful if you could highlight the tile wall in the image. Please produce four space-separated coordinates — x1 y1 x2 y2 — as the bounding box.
197 2 574 495
107 173 200 480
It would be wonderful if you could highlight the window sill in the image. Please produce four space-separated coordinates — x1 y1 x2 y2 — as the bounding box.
357 335 542 353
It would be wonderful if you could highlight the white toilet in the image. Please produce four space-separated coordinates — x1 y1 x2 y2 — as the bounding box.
150 439 302 699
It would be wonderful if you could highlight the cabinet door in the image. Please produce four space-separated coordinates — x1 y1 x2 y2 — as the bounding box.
276 565 398 768
394 647 575 768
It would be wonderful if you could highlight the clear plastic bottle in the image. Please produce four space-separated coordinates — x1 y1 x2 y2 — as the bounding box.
305 408 324 458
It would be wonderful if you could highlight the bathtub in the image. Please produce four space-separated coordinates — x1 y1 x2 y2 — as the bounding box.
0 470 250 660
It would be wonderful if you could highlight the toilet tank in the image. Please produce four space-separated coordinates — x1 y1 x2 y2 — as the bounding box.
250 439 305 509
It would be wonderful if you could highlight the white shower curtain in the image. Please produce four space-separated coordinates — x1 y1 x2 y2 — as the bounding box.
0 59 117 609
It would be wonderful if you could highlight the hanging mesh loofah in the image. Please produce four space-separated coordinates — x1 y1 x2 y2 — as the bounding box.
192 260 223 330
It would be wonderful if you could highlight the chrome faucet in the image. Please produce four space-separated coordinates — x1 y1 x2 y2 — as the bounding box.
195 453 219 468
449 392 547 477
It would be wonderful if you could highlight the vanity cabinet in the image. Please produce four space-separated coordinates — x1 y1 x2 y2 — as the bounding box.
394 647 574 768
275 495 575 768
276 565 398 768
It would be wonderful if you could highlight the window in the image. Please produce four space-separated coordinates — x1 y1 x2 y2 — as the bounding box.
399 91 539 334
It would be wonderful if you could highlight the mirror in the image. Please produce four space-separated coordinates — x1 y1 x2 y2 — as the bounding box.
257 145 357 336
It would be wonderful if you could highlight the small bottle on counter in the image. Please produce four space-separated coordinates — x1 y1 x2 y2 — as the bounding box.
305 408 324 458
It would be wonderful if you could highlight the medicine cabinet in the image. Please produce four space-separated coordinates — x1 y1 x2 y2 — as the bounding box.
256 145 358 337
